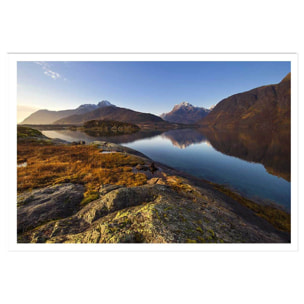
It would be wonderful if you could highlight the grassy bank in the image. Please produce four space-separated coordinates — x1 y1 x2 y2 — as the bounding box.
17 131 148 205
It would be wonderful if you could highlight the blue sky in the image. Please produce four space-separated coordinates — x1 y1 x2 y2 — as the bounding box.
17 61 290 122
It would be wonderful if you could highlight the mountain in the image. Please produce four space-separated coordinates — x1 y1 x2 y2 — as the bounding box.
21 100 114 124
55 105 164 126
199 73 291 131
161 102 211 124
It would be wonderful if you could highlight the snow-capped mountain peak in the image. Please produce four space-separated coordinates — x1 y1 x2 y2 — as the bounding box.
161 101 211 124
77 100 114 111
97 100 113 107
173 101 193 110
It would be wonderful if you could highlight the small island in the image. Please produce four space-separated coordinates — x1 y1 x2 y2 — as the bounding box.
82 120 140 136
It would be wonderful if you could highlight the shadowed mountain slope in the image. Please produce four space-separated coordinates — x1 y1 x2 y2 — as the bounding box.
199 73 291 131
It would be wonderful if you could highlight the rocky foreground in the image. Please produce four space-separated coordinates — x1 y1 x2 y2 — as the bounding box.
17 127 290 243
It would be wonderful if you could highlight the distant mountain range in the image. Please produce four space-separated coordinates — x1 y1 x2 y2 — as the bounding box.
21 73 290 131
161 102 211 124
21 100 166 128
199 73 291 131
21 100 114 124
20 99 190 131
54 105 164 126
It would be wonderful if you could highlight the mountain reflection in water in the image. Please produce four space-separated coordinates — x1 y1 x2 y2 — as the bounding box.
161 127 290 182
198 128 290 182
42 127 290 209
43 129 162 144
43 127 290 182
161 129 208 149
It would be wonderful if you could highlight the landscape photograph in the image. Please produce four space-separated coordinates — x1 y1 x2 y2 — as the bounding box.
17 60 291 244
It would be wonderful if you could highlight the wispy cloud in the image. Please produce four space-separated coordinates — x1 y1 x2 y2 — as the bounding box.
43 69 61 79
35 61 66 80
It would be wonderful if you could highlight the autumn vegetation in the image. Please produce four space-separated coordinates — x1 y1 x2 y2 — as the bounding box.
17 128 147 205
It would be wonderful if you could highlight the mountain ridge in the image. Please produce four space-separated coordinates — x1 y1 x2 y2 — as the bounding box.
54 105 164 126
199 73 291 130
21 100 114 124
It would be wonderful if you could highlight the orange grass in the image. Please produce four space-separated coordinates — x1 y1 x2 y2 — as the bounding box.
17 143 147 199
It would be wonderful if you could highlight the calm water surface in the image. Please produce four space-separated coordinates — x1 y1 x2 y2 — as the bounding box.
42 128 291 210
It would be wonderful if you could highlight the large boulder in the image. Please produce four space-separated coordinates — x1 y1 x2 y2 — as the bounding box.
17 183 85 233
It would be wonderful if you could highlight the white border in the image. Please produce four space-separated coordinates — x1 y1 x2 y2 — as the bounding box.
8 53 298 252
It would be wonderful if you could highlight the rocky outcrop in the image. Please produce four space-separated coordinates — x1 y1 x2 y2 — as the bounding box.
18 179 289 243
90 141 149 158
17 183 85 233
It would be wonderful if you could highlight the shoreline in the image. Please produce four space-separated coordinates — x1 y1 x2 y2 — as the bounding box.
72 140 292 236
40 127 290 211
17 127 291 243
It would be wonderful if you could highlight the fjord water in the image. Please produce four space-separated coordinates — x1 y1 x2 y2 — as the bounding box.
42 128 290 210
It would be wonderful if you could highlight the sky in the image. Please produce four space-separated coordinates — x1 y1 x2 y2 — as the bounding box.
17 61 290 123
